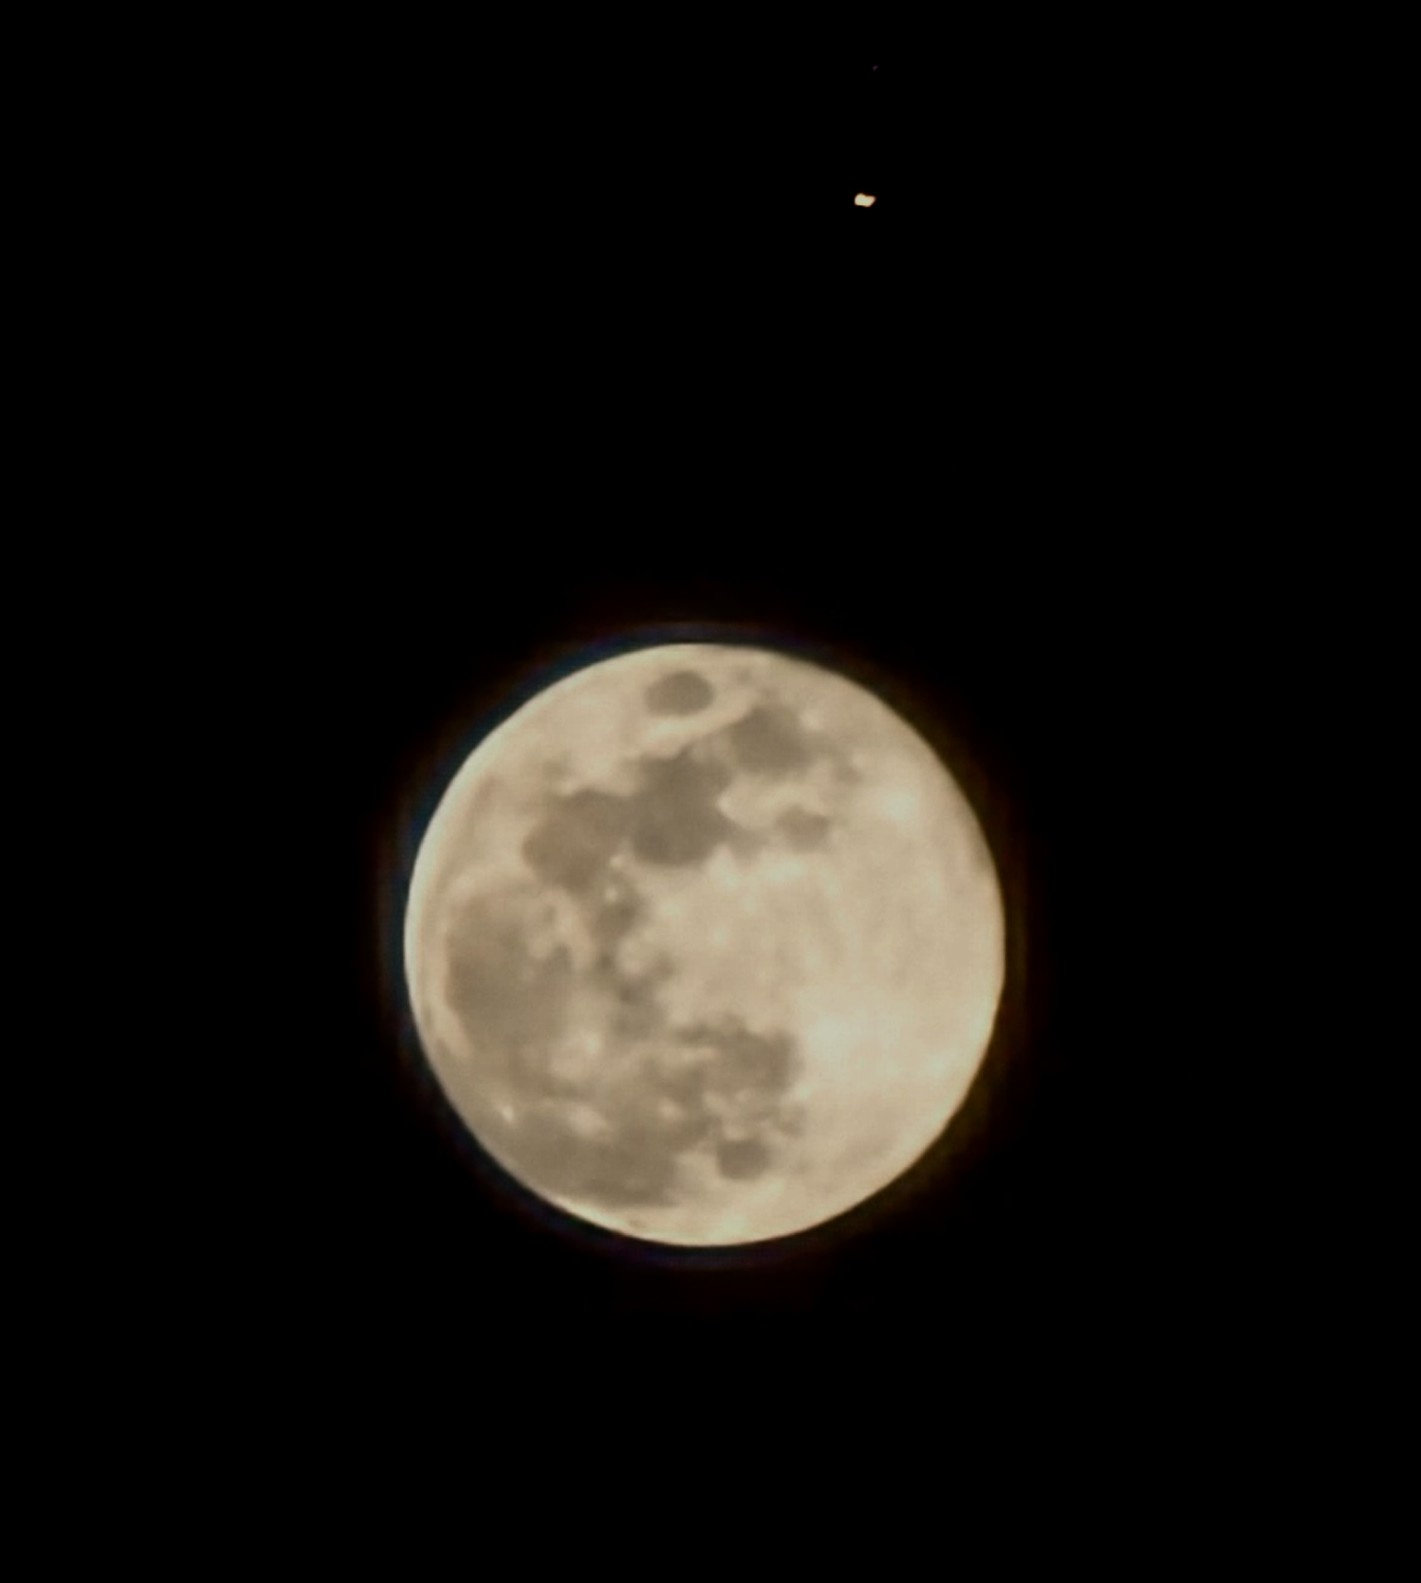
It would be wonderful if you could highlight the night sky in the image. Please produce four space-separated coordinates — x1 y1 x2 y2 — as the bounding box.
161 36 1248 1430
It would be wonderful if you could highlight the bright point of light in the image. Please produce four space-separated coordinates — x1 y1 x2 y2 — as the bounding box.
854 193 877 208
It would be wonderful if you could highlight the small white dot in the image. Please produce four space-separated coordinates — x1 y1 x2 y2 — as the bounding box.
854 193 877 208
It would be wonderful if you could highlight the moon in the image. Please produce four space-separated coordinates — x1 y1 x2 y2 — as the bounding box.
403 644 1007 1247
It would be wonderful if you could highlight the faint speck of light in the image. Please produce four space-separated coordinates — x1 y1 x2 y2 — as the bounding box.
854 193 877 208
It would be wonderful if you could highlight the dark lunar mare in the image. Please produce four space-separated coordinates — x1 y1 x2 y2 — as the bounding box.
723 703 817 774
777 806 833 850
644 669 715 715
520 789 630 893
626 748 738 867
444 894 576 1069
715 1138 772 1180
445 882 805 1206
443 696 834 1212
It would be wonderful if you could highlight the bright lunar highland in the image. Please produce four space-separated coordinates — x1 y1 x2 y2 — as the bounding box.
403 644 1006 1246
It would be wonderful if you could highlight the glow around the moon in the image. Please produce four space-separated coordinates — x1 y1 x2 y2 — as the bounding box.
403 644 1006 1248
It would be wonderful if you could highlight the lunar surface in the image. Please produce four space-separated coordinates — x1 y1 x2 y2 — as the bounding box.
403 644 1006 1247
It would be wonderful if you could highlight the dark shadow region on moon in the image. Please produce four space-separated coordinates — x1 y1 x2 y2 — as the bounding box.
674 1015 797 1093
716 1138 771 1181
445 895 575 1060
441 889 805 1212
776 806 832 851
436 688 852 1217
523 689 842 885
627 749 738 867
521 789 630 893
724 703 817 774
522 746 743 879
645 669 714 715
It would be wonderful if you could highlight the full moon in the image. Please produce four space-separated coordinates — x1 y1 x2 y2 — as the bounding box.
403 644 1007 1247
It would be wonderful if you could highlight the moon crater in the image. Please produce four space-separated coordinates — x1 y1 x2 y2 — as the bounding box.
645 669 715 716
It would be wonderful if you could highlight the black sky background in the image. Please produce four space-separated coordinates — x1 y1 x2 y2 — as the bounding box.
151 35 1277 1420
